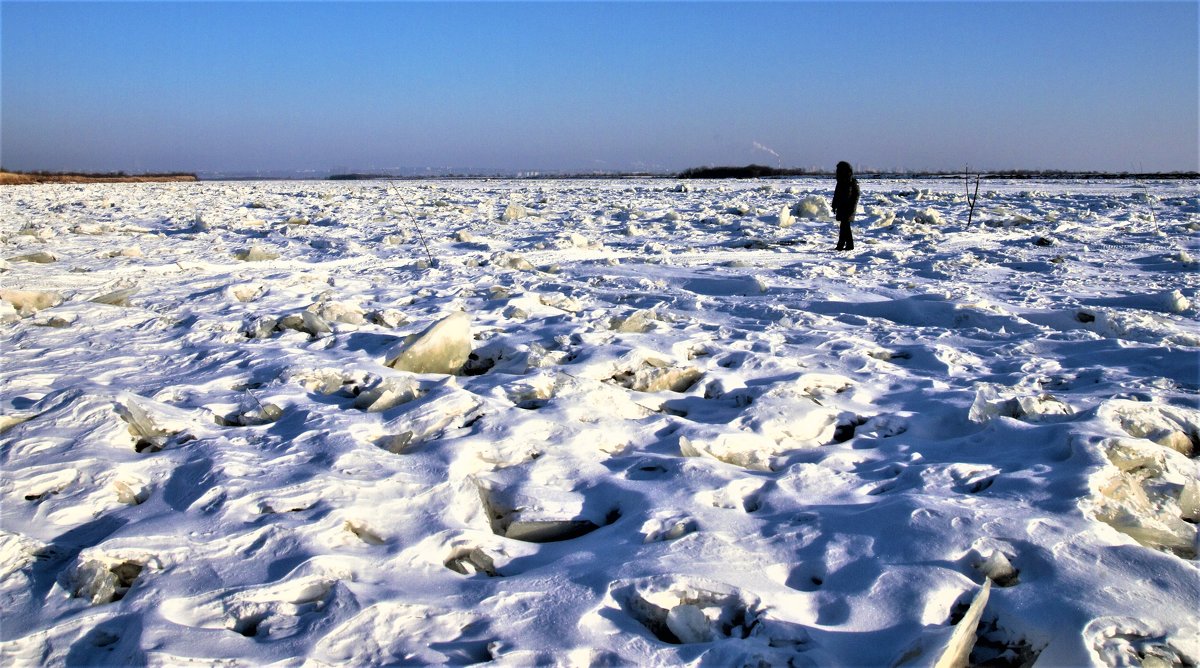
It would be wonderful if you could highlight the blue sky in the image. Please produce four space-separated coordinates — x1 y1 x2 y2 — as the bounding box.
2 2 1197 174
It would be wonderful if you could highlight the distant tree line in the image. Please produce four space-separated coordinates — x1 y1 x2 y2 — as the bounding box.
3 168 196 178
676 165 1198 180
328 173 393 180
982 169 1199 180
679 165 817 179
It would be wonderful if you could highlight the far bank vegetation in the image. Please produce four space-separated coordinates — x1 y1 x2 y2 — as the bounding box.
0 170 198 185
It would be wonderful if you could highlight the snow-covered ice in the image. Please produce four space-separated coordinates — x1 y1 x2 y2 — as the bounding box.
1 177 1197 666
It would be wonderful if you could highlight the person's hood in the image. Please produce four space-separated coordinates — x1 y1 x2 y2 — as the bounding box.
836 161 853 181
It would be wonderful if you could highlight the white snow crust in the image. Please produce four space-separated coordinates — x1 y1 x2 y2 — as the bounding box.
1 178 1197 666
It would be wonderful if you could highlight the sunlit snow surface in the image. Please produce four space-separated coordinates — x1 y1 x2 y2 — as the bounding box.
1 178 1197 666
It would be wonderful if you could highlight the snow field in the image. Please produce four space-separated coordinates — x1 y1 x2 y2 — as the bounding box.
1 178 1197 666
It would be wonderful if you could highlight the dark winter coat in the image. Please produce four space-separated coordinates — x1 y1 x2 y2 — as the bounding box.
831 162 860 223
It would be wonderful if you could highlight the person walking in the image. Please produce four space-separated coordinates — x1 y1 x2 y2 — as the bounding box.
831 161 860 251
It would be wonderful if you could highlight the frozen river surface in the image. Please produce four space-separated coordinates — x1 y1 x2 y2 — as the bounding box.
1 178 1197 666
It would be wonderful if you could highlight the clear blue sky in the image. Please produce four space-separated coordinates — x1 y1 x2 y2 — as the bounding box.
2 1 1197 174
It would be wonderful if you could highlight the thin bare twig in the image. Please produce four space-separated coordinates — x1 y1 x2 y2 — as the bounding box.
965 166 981 227
384 182 436 266
1144 183 1160 236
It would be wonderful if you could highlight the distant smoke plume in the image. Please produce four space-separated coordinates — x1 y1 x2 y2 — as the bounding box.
752 141 782 166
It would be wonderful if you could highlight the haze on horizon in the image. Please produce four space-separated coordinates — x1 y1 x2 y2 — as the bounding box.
2 1 1197 175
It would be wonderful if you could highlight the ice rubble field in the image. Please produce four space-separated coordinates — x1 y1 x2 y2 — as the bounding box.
0 178 1197 667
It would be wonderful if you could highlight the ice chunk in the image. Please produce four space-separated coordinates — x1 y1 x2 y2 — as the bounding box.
1092 439 1198 558
908 207 944 226
1100 400 1198 457
496 253 536 271
116 394 180 452
377 388 479 453
277 311 332 337
503 305 529 320
344 520 386 545
235 245 279 261
367 308 408 328
444 547 499 576
897 581 994 667
235 402 284 426
976 551 1019 587
555 231 593 249
666 604 712 644
503 369 555 403
739 386 840 445
353 376 424 412
504 519 600 543
502 202 528 221
777 204 795 228
969 386 1073 424
611 577 762 645
0 289 64 315
611 358 702 393
71 558 145 605
32 313 74 328
90 287 138 307
17 224 54 239
289 368 358 395
1156 289 1190 314
1086 619 1195 668
935 581 991 668
609 308 659 333
309 300 365 325
385 312 472 375
244 315 279 339
642 516 697 543
792 195 831 220
1181 478 1200 522
680 433 775 471
475 478 612 543
539 292 583 312
113 478 151 505
0 413 35 434
9 251 57 263
229 284 264 302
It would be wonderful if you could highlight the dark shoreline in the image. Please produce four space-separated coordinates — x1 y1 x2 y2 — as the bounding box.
1 170 197 185
4 168 1194 184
